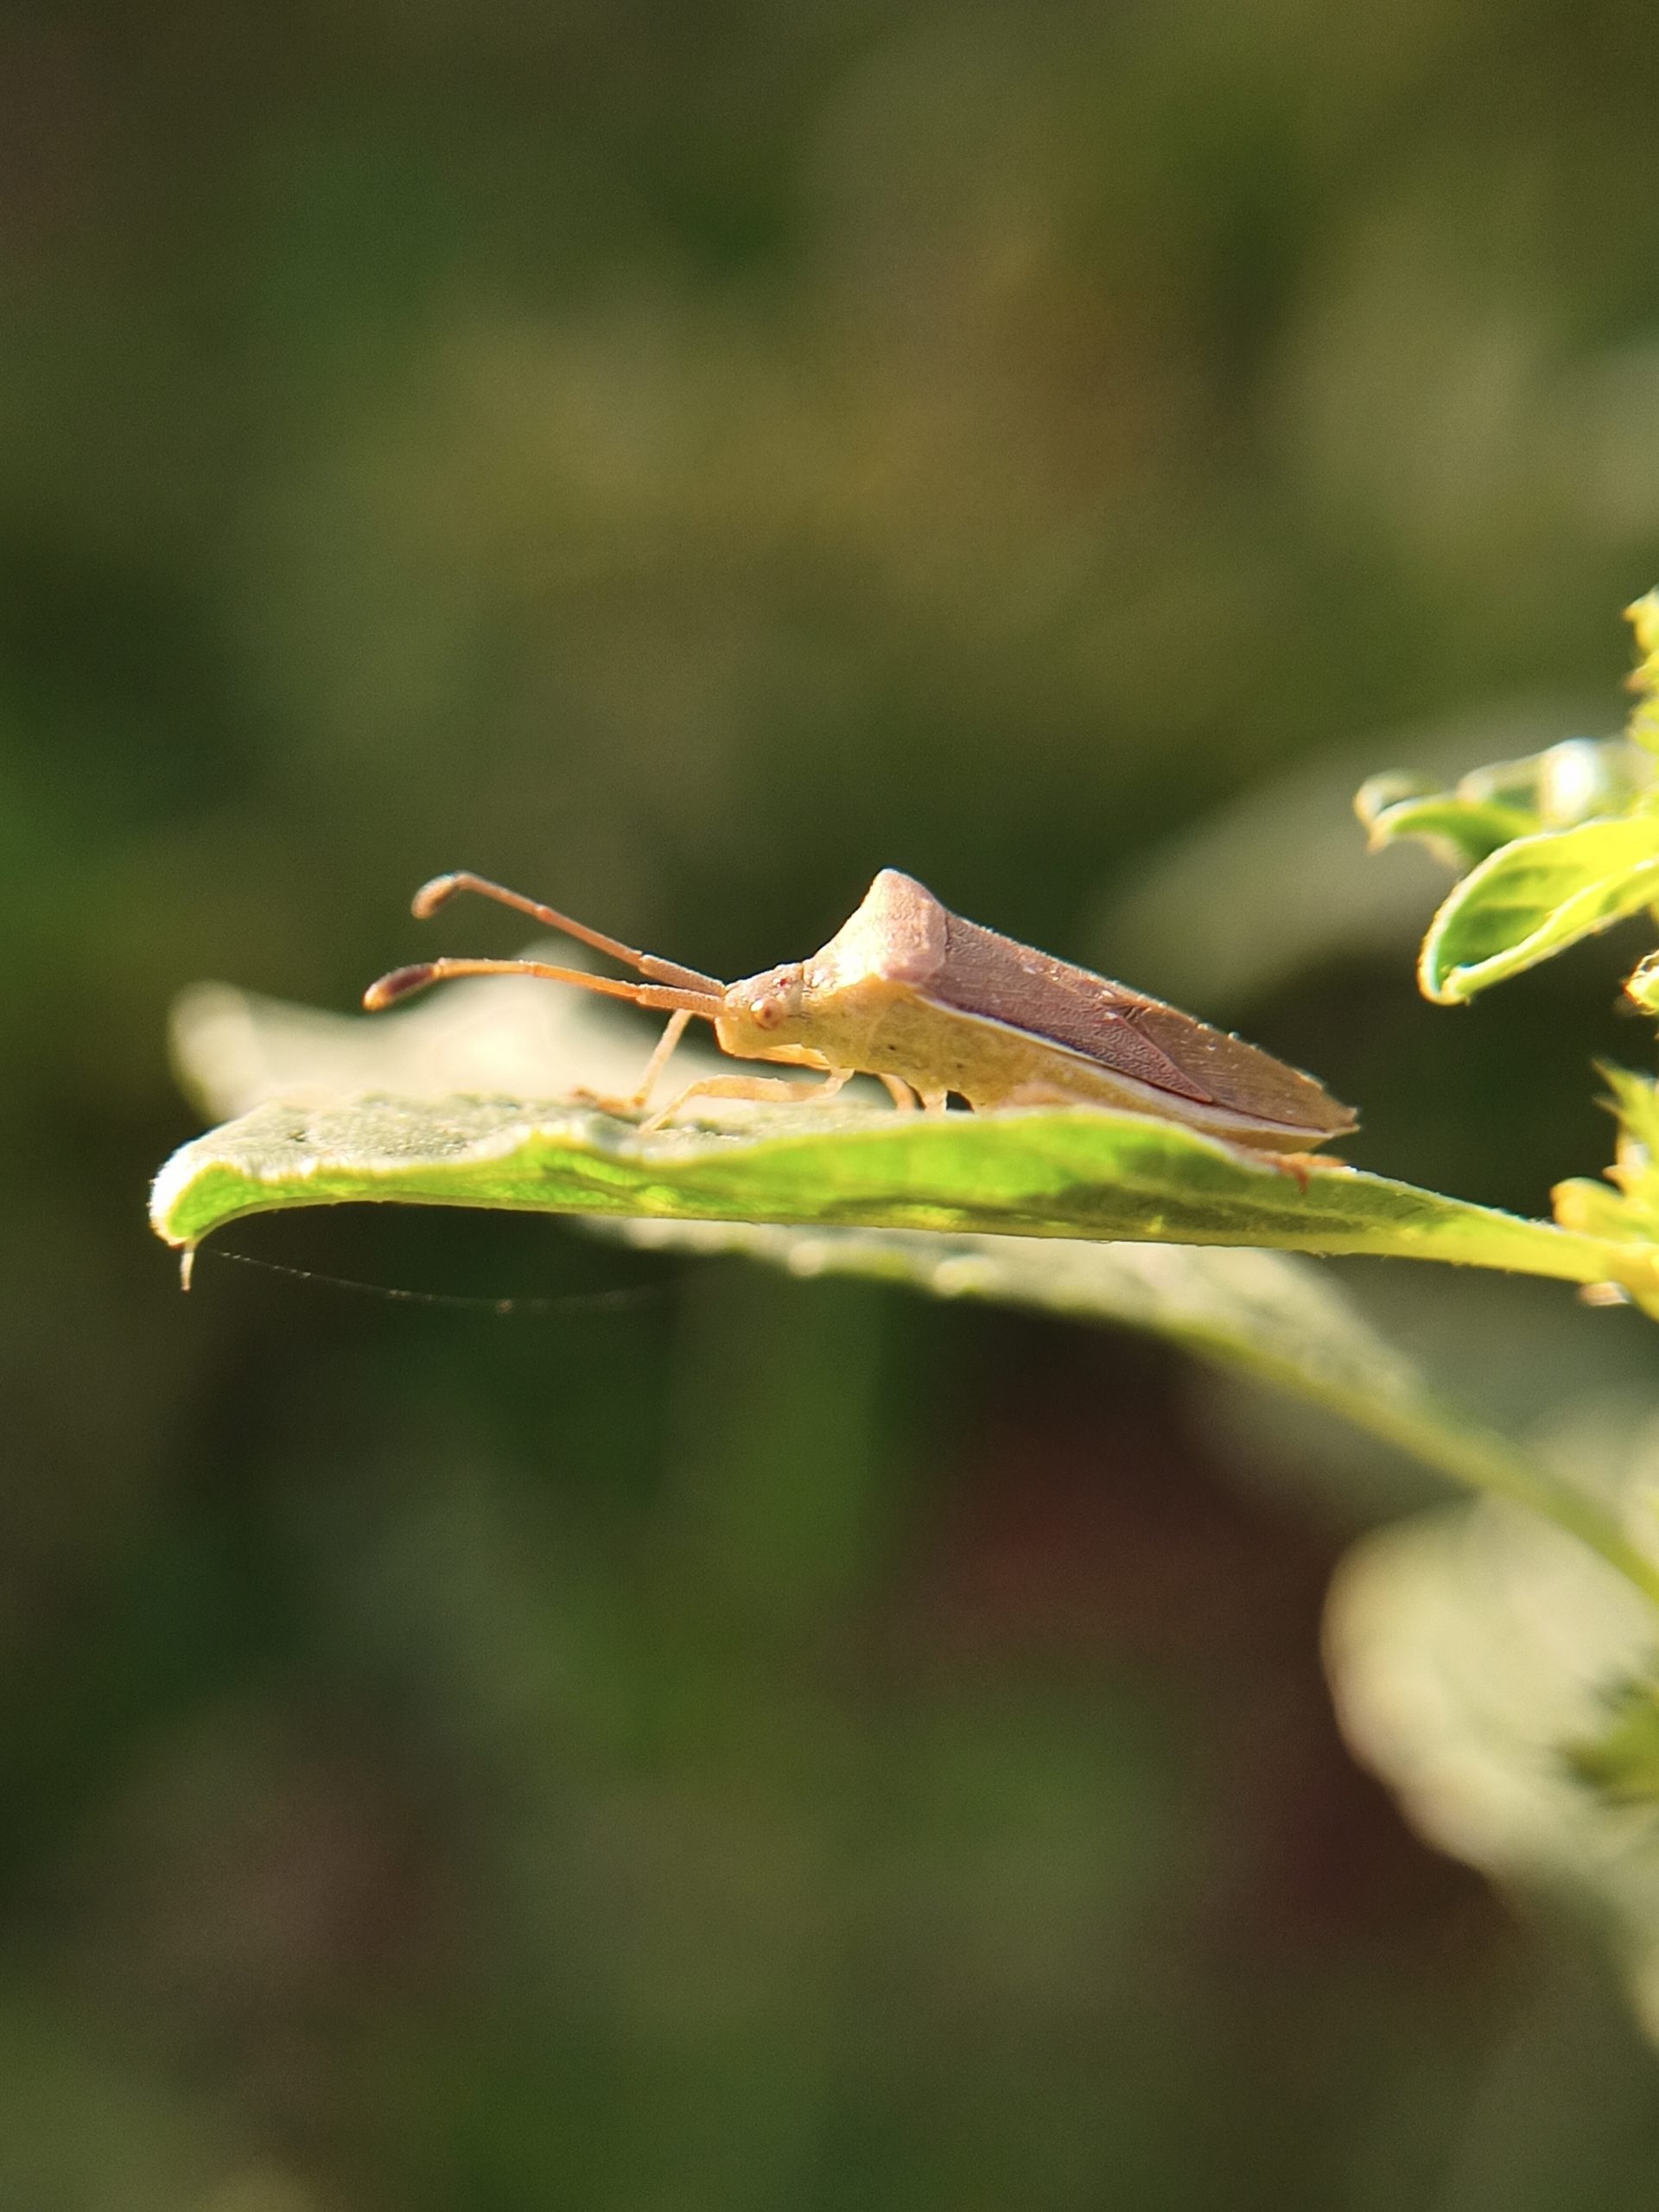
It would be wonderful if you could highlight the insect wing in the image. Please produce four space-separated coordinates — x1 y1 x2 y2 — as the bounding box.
925 910 1356 1137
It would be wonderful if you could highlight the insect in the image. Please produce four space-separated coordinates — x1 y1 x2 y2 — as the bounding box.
363 868 1357 1151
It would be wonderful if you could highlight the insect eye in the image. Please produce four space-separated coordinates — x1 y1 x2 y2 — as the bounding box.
750 995 784 1030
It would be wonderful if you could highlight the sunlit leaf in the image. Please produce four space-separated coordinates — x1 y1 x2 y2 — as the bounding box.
1554 1065 1659 1248
157 981 1659 1601
1465 737 1653 824
1357 740 1653 877
1624 951 1659 1014
1356 785 1537 872
1362 602 1659 1006
149 1092 1659 1318
1416 812 1659 1003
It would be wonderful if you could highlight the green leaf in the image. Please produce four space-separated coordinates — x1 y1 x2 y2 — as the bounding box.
150 1080 1659 1601
1554 1065 1659 1248
149 1092 1659 1315
1416 811 1659 1003
1357 741 1654 876
1356 770 1539 871
1358 789 1538 873
1357 598 1659 1003
155 984 1659 1605
1624 950 1659 1014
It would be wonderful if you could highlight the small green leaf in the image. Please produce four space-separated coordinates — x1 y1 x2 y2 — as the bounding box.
1357 741 1654 877
1554 1065 1659 1247
149 1093 1659 1314
1357 601 1659 1003
1463 737 1655 825
1357 785 1537 872
1417 811 1659 1002
1552 1175 1649 1245
1625 950 1659 1014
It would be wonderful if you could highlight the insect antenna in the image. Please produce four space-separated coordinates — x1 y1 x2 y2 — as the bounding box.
363 957 724 1019
412 872 723 995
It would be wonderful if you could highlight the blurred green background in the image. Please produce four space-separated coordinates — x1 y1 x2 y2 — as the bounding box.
12 2 1659 2206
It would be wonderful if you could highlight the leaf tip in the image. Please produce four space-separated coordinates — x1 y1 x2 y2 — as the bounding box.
148 1142 195 1249
1414 944 1470 1006
1354 770 1430 845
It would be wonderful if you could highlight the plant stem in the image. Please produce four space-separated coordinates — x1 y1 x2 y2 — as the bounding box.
1229 1347 1659 1613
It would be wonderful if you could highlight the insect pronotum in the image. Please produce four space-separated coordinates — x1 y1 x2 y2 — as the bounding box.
363 868 1357 1152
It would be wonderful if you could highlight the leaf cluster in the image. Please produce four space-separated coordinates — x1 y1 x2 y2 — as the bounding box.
1357 594 1659 1006
1359 594 1659 1257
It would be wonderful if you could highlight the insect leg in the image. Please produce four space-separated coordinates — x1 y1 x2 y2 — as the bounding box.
575 1008 693 1117
639 1065 855 1135
1262 1149 1318 1192
917 1088 950 1115
876 1073 919 1112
